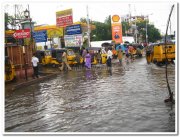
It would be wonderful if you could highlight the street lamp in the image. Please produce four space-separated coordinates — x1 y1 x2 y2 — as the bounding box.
22 7 33 80
24 9 30 19
22 8 30 81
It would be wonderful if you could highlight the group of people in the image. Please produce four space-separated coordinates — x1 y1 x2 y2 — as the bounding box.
31 45 138 78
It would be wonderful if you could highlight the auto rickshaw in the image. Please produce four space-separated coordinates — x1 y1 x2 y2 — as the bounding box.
51 49 78 67
5 56 16 82
65 47 83 64
86 47 107 64
36 50 51 65
147 42 175 65
101 50 107 64
132 44 144 57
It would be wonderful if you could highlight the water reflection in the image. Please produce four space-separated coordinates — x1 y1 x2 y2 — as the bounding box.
5 57 175 132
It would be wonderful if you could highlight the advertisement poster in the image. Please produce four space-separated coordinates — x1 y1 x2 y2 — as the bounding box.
56 9 73 27
111 15 123 43
64 34 82 47
112 24 123 43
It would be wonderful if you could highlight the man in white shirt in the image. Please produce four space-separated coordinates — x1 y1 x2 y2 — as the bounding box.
107 48 113 67
31 53 39 78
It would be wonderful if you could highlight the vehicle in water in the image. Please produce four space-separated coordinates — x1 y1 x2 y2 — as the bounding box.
36 50 51 65
132 44 144 57
65 47 83 64
146 42 175 66
36 49 78 67
5 56 16 82
86 47 107 64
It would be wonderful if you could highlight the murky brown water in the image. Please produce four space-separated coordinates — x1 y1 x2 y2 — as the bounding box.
5 57 175 132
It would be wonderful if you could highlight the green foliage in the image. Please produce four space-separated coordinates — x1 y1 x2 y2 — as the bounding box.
80 16 161 43
136 21 161 42
91 15 112 41
5 13 14 30
121 21 131 36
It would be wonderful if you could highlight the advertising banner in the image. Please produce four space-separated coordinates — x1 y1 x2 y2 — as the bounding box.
111 15 123 43
65 24 82 35
47 28 63 38
33 30 47 43
56 9 73 27
13 29 31 39
64 34 82 47
112 24 123 44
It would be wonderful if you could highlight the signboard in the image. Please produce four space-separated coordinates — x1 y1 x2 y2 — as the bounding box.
13 29 31 39
64 34 82 47
33 30 47 43
65 24 82 35
56 9 73 27
47 28 63 38
112 24 123 43
111 15 123 43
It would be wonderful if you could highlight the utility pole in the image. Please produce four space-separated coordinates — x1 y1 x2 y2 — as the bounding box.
86 5 91 47
145 13 153 43
134 5 137 43
146 16 148 43
135 16 137 43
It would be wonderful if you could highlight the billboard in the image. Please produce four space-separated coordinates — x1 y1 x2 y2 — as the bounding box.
33 30 47 43
56 9 73 27
13 29 31 39
111 15 123 43
65 24 82 35
64 34 82 47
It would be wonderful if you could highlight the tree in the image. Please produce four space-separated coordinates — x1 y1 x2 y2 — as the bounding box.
136 21 161 42
90 15 112 41
121 21 131 36
5 13 14 30
5 5 26 30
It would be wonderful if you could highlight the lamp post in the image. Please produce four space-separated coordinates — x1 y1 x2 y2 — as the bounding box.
21 7 33 80
22 8 30 81
24 7 34 50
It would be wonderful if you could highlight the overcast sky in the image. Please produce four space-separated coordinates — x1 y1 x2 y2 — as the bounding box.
3 0 177 35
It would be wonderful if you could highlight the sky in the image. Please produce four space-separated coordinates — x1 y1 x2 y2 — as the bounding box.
2 0 177 35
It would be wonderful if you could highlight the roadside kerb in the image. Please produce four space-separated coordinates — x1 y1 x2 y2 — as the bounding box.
11 73 58 91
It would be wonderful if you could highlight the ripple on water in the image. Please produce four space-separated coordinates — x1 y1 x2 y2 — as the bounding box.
5 57 175 132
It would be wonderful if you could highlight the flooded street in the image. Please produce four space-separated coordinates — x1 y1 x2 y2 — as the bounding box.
5 57 175 132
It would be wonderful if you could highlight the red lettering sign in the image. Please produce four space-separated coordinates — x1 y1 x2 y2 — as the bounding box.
56 15 73 27
13 29 31 39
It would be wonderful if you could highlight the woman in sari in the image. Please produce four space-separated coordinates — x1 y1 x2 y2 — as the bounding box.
85 51 91 69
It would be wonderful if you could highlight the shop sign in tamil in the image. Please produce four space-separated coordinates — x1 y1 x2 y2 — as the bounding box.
33 30 47 43
13 29 31 39
56 9 73 27
65 24 82 35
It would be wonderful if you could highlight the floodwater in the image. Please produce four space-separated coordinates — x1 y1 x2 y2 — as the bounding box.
5 57 175 132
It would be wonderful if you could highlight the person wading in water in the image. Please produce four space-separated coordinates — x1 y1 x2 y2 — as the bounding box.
59 51 72 71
